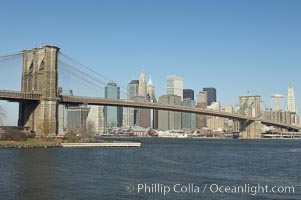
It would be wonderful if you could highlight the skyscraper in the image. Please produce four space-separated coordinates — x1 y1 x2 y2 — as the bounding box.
167 76 183 100
288 84 296 113
138 72 147 96
182 99 196 130
203 87 216 106
183 89 194 100
132 96 151 128
196 91 207 106
147 76 156 129
58 88 73 134
158 95 182 130
127 80 139 100
124 80 139 127
196 91 207 128
147 76 156 102
137 72 151 127
104 82 123 128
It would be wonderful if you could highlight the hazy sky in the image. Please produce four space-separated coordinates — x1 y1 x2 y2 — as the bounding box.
0 0 301 125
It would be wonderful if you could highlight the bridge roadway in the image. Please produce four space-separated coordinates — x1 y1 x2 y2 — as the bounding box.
61 96 300 131
0 90 41 101
0 90 300 131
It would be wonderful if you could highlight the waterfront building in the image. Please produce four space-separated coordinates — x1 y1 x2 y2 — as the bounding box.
86 105 104 134
67 106 90 131
167 76 183 100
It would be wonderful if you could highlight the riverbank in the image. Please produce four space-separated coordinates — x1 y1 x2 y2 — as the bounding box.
0 139 141 148
0 139 61 148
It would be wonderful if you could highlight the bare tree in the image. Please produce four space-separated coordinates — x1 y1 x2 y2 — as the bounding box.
86 120 96 141
65 127 79 142
80 120 96 142
0 105 6 126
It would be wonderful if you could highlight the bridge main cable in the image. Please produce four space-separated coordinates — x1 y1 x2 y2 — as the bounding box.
0 52 23 59
59 52 128 92
58 58 128 97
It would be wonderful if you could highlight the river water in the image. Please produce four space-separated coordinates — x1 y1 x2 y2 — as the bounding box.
0 138 300 200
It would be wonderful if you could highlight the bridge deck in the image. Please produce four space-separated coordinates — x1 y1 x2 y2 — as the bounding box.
0 90 300 131
0 90 41 101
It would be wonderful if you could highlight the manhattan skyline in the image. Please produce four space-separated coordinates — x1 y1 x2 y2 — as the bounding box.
0 0 301 124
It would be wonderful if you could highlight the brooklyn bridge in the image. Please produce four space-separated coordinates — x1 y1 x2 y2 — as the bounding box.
0 46 300 139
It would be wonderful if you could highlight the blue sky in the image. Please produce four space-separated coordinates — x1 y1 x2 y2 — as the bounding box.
0 0 301 124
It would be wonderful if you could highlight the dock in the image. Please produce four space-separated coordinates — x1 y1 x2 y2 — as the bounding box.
61 142 141 147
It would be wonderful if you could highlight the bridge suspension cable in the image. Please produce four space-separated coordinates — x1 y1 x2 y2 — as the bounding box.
60 64 105 90
58 52 127 98
59 60 107 87
58 58 127 98
0 52 23 59
59 52 128 92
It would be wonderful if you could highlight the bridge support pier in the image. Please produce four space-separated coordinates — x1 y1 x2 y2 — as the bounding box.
18 46 59 136
240 120 261 139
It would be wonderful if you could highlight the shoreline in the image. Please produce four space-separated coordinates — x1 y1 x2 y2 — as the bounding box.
1 137 300 149
0 139 62 148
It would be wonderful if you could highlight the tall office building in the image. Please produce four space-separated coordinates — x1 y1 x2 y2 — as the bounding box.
132 96 151 128
196 91 207 128
138 72 147 96
104 82 123 128
196 91 207 106
58 88 73 135
147 76 156 128
183 89 194 100
67 106 90 131
206 102 224 131
182 99 196 130
127 80 139 100
158 95 182 130
288 84 296 113
136 72 151 127
167 76 183 100
147 76 156 102
124 80 139 127
203 87 216 106
223 105 234 131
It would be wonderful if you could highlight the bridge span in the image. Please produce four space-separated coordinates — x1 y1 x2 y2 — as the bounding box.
61 95 301 131
0 90 299 132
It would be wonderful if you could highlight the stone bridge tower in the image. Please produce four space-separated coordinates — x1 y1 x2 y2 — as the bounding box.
18 46 60 136
239 95 262 139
